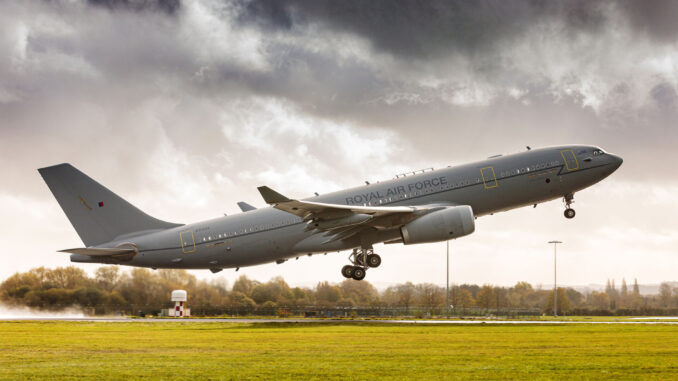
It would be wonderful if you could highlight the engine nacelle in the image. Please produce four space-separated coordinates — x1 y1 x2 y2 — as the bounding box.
400 205 475 245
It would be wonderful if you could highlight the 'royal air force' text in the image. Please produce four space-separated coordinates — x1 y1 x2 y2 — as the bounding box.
345 176 447 205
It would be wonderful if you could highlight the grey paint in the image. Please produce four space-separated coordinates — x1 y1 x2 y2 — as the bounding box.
41 145 622 271
237 202 257 212
38 164 182 247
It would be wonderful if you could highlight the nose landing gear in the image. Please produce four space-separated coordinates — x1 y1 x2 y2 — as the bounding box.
341 248 381 281
563 193 576 219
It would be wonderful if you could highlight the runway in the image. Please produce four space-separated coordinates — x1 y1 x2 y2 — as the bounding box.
2 317 678 324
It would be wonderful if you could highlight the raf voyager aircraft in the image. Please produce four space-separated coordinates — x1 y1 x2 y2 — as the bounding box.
40 145 622 280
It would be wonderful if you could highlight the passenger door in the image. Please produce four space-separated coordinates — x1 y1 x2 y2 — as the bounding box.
560 149 579 171
480 166 498 189
180 230 196 253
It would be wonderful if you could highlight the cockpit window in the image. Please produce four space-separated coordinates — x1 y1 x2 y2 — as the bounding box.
593 149 605 156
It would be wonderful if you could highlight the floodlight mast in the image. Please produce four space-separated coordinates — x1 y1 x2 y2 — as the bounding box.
548 241 563 317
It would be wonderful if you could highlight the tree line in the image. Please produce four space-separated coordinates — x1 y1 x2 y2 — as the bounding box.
1 266 677 316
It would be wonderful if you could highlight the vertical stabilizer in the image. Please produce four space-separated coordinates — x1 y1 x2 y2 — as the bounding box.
38 163 182 247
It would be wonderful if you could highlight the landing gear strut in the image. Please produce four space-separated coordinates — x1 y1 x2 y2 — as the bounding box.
340 248 381 281
563 193 576 219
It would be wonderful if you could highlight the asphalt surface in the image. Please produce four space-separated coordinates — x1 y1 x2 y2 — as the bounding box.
2 317 678 324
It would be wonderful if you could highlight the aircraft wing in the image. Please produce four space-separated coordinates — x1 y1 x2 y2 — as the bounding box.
257 186 447 243
258 186 417 218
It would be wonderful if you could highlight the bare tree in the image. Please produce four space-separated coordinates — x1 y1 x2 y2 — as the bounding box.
659 283 672 308
476 285 495 311
95 266 120 292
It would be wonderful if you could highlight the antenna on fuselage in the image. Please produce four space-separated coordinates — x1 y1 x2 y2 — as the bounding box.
526 146 531 150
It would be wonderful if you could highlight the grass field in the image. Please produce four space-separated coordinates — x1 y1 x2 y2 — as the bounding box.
1 322 677 380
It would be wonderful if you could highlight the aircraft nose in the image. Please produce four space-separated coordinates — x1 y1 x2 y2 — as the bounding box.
608 154 623 171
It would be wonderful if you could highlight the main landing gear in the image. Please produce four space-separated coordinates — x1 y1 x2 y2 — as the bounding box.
563 193 576 219
341 248 381 281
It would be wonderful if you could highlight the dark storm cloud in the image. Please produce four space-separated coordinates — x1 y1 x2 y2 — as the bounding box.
650 83 677 110
87 0 181 14
621 0 678 43
1 0 676 191
239 0 607 58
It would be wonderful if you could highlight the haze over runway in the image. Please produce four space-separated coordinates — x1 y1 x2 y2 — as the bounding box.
1 0 677 287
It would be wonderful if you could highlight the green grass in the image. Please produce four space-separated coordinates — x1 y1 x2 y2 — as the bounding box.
1 322 677 380
507 315 678 322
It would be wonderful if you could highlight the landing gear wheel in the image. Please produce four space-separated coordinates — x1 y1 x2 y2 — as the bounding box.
351 267 366 281
367 254 381 268
341 265 355 278
562 193 576 219
564 208 576 219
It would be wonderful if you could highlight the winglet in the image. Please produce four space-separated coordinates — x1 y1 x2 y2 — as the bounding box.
257 186 291 204
237 201 257 212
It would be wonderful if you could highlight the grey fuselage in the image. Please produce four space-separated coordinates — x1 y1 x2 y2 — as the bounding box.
72 145 622 270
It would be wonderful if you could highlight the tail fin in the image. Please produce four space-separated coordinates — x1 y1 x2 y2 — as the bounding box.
38 163 182 247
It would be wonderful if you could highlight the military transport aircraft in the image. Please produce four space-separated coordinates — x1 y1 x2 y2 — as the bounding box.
39 145 622 280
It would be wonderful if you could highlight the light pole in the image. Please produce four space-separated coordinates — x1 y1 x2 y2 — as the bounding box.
548 240 562 317
446 240 450 318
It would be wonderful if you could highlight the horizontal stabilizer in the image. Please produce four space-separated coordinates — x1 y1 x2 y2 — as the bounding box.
59 247 136 257
237 201 257 212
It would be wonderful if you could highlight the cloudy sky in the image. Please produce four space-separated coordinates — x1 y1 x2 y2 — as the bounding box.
1 0 677 288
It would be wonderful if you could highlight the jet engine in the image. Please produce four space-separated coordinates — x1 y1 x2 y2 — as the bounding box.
400 205 475 244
